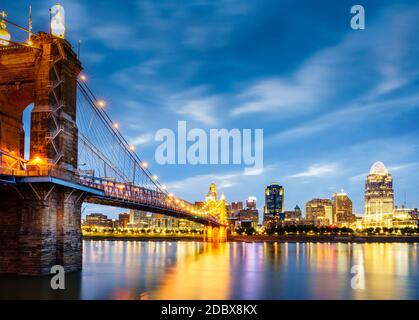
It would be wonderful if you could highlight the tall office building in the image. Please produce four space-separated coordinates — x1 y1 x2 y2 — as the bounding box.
332 192 356 225
263 183 284 225
364 161 394 228
246 197 257 209
305 199 333 226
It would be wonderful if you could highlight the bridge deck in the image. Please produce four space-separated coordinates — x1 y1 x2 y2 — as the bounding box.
0 168 223 227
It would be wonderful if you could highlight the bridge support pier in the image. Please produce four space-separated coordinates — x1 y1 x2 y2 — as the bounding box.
0 183 84 276
203 225 227 242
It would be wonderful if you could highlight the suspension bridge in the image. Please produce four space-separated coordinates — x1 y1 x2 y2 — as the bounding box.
0 10 227 276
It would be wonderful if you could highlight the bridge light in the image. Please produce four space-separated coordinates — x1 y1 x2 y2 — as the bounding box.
142 162 148 169
152 175 158 181
112 122 120 129
79 74 87 82
50 3 66 39
97 100 106 108
0 11 11 46
129 145 135 151
161 185 167 190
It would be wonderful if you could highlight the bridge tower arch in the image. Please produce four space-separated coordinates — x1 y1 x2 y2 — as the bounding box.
0 33 84 275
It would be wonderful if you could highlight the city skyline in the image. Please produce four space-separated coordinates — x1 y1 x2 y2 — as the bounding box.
1 0 419 303
3 0 419 219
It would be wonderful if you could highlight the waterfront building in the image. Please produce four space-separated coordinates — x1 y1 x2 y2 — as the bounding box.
263 183 284 226
305 199 333 226
392 206 418 229
332 192 356 226
283 205 303 226
238 208 259 228
129 209 149 226
118 213 130 228
284 205 302 220
364 162 394 228
85 213 113 228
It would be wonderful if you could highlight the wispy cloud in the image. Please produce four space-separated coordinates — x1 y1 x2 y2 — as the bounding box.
231 77 322 116
287 163 340 179
129 133 154 147
269 94 419 144
168 87 221 125
231 5 419 118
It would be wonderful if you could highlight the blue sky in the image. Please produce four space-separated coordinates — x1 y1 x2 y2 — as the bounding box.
5 0 419 218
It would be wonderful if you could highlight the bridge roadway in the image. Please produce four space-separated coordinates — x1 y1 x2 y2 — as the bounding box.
0 166 223 227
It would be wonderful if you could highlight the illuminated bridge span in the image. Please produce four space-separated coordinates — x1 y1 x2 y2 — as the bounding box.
0 13 227 276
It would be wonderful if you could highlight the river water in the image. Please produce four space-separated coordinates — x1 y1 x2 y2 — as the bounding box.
1 240 419 300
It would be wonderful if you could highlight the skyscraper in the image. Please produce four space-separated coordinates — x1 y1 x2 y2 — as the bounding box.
364 161 394 228
263 183 284 225
332 192 355 225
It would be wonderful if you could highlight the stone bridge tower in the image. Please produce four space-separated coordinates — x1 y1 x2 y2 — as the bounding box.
0 32 84 275
203 183 228 242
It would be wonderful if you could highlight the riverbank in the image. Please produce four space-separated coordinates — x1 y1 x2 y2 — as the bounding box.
230 234 419 243
83 233 419 243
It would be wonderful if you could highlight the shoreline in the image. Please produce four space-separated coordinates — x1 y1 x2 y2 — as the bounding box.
83 234 419 243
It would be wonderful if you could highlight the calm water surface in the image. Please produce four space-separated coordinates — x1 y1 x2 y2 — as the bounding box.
1 240 419 300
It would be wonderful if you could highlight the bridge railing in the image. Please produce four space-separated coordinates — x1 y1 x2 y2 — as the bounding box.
0 163 218 223
77 175 216 221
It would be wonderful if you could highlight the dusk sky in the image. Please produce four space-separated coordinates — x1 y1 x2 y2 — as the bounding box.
5 0 419 218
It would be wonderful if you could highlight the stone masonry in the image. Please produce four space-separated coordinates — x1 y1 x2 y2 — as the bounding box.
0 33 83 275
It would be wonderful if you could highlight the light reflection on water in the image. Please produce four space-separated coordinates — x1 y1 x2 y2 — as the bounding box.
1 241 418 300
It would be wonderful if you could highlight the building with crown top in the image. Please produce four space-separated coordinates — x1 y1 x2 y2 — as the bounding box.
363 161 394 228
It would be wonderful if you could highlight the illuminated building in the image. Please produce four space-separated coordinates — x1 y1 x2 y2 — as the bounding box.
282 205 303 225
84 213 113 228
364 162 394 228
118 213 130 228
332 192 356 226
238 208 259 228
246 197 257 209
226 204 233 217
285 205 302 220
305 199 333 226
129 209 148 225
263 183 284 226
231 201 243 216
392 207 418 229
